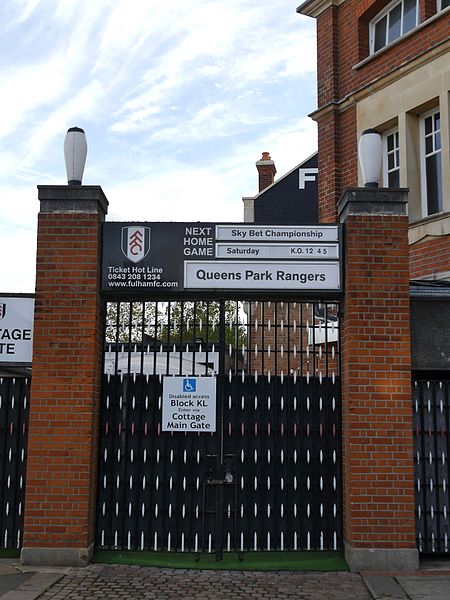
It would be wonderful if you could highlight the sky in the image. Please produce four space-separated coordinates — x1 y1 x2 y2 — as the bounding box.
0 0 318 293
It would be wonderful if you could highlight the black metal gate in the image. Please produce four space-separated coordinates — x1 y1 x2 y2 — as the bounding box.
0 376 29 549
413 378 450 554
97 299 341 553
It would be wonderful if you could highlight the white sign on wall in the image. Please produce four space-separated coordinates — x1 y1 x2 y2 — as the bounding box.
184 261 340 290
0 296 34 363
162 376 217 432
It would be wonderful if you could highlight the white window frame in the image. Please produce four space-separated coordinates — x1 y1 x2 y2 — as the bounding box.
420 108 443 217
382 128 400 187
369 0 419 54
437 1 450 12
308 320 339 346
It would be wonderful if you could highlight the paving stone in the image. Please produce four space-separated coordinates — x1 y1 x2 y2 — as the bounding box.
396 575 450 600
1 573 64 600
0 572 33 594
37 566 371 599
363 575 409 600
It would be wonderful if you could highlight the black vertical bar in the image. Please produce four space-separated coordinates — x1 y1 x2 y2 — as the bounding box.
215 299 226 561
126 302 133 373
419 382 429 551
166 302 172 375
274 302 278 375
287 302 291 375
299 303 304 377
445 381 450 552
261 302 265 375
431 381 441 551
178 302 185 375
0 377 8 541
204 302 210 376
152 302 159 375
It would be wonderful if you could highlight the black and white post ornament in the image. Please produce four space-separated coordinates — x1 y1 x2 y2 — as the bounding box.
358 128 382 188
64 127 87 185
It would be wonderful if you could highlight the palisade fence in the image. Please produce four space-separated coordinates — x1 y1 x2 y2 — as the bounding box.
413 378 450 553
0 376 29 550
97 299 342 554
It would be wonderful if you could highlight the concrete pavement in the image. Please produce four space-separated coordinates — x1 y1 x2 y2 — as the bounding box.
0 560 68 600
0 556 450 599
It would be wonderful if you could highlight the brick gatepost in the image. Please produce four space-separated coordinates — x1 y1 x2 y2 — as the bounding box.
338 188 418 571
21 185 108 566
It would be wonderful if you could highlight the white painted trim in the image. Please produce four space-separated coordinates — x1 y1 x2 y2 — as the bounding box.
369 0 419 55
437 0 450 11
419 107 442 217
296 0 346 19
382 128 400 187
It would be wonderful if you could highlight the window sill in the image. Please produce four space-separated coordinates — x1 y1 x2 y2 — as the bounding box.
409 211 450 244
353 7 450 71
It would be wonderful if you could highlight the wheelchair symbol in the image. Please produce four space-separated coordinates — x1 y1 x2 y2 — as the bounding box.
183 378 196 392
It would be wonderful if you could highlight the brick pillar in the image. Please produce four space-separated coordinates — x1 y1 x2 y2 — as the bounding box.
338 188 418 572
21 185 108 566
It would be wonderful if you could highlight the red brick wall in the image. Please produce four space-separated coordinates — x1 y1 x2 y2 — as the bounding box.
317 102 357 223
316 5 339 109
410 234 450 279
24 206 104 551
257 160 276 193
341 210 416 548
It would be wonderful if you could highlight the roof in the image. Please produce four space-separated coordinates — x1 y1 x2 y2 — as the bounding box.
243 152 318 202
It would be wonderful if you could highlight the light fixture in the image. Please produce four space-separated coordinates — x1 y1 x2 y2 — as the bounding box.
64 127 87 185
358 129 382 188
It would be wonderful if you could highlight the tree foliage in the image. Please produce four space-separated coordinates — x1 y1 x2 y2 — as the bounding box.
105 300 247 349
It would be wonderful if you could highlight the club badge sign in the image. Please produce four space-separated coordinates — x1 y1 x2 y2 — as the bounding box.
121 226 151 263
102 222 342 294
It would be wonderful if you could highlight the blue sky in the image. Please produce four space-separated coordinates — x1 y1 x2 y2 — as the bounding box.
0 0 318 292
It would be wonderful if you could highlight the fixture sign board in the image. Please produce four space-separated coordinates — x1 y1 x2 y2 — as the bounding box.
102 222 342 294
0 295 34 363
215 225 339 242
184 261 340 290
215 242 339 260
162 376 217 432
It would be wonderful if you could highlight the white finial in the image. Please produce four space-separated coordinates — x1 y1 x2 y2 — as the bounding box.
64 127 87 185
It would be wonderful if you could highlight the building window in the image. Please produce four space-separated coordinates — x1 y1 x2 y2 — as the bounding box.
420 110 443 216
438 1 450 11
370 0 418 53
383 129 400 187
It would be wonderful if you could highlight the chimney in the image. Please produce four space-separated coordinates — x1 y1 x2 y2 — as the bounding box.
256 152 276 192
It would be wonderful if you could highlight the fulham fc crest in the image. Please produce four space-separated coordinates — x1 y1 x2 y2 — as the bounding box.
0 303 5 320
121 227 151 263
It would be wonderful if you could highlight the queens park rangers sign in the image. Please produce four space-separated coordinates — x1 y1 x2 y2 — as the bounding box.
121 226 151 263
102 222 342 295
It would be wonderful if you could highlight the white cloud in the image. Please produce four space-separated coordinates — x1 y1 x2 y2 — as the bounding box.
105 116 317 222
0 0 319 292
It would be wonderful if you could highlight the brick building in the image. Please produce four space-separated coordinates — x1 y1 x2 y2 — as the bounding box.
298 0 450 280
294 0 450 569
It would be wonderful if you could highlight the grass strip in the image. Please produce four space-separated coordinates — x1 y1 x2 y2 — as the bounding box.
93 550 348 571
0 550 21 559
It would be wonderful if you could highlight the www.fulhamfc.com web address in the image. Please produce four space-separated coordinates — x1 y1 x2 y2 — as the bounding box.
107 280 179 287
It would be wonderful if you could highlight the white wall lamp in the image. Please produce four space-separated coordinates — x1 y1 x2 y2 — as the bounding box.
64 127 87 185
358 128 382 188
